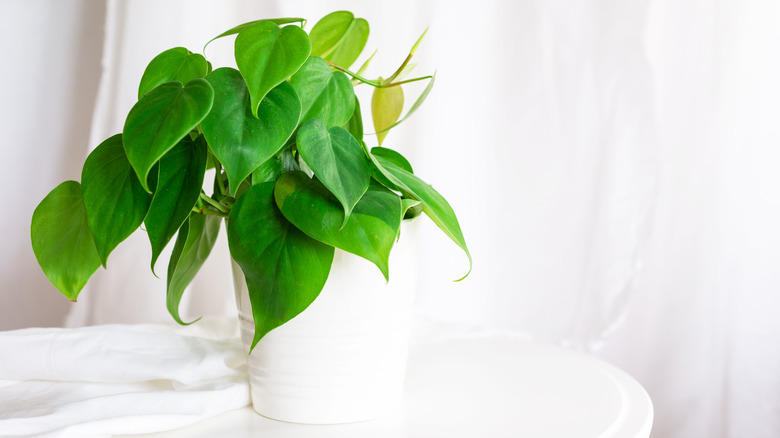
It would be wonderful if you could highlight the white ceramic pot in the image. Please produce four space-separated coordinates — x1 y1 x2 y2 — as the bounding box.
231 220 419 424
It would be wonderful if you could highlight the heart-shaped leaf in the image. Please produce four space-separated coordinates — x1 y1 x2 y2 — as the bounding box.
370 148 472 280
138 47 210 99
145 135 208 274
201 67 300 194
123 79 214 192
31 181 102 301
275 172 401 280
166 212 221 325
371 72 435 136
372 82 404 146
235 21 310 118
227 182 334 352
296 119 371 226
309 11 369 69
81 134 153 266
204 18 305 53
290 56 355 128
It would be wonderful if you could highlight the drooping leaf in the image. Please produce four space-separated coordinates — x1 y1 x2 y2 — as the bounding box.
204 17 306 53
370 146 413 190
275 172 401 280
344 97 363 144
372 82 404 146
401 198 423 221
372 72 435 135
123 79 214 192
227 182 334 352
201 67 300 194
81 134 153 266
309 11 369 69
370 148 472 280
166 213 221 325
31 181 102 301
289 56 355 128
296 119 371 226
235 21 310 118
138 47 210 99
145 135 208 274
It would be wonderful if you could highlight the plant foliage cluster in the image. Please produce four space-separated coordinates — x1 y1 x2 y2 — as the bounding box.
30 11 470 351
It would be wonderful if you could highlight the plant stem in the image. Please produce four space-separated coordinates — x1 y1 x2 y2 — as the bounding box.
383 75 433 88
329 61 432 90
200 192 229 213
214 163 227 197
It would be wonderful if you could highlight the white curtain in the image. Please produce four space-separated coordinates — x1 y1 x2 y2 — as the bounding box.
3 0 780 436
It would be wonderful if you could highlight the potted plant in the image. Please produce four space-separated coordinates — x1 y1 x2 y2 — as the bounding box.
30 10 471 424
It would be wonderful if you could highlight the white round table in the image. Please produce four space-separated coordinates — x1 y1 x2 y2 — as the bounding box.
122 331 652 438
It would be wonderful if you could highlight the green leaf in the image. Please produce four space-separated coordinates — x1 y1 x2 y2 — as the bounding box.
275 172 401 280
290 56 355 128
344 97 363 144
402 198 423 221
235 21 310 118
204 17 306 53
372 72 435 135
370 146 413 190
81 134 153 266
31 181 102 301
372 81 404 146
228 182 334 351
309 11 369 69
138 47 210 99
145 135 208 274
123 79 214 192
296 120 371 226
252 155 283 185
166 213 221 325
201 67 300 195
370 148 472 280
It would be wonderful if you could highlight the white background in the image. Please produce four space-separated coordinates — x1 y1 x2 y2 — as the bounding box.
2 0 779 436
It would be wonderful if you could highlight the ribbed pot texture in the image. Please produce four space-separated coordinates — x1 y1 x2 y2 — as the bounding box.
231 221 419 424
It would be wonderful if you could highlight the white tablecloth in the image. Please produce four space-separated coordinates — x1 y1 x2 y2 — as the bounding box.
0 319 250 438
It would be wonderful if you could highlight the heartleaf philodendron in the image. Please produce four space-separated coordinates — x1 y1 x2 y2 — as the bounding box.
167 213 221 325
81 134 152 266
235 21 310 118
296 119 371 226
201 67 300 195
228 183 334 352
275 172 401 280
145 135 208 274
138 47 211 98
31 181 101 301
290 56 356 128
308 10 369 69
30 11 470 350
123 79 214 192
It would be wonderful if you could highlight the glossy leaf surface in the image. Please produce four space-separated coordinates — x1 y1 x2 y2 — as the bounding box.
227 182 334 351
275 172 401 280
309 11 369 69
204 17 305 52
138 47 210 99
123 79 214 192
290 56 355 128
370 146 413 190
370 149 472 279
235 22 310 117
296 120 371 225
166 213 221 325
145 135 208 274
372 83 404 145
202 68 300 194
81 134 152 266
31 181 101 301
